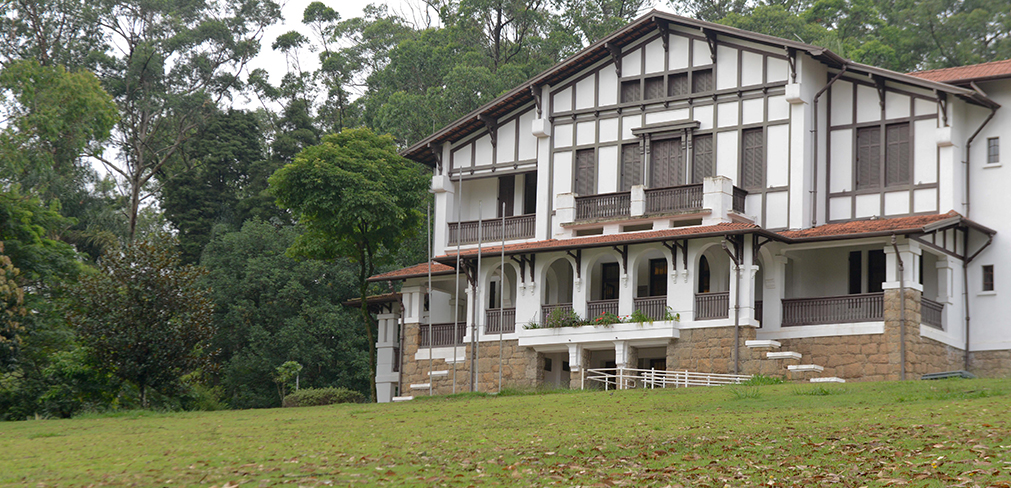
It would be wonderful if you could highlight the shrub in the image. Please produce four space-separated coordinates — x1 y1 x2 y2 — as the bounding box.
544 308 583 328
282 387 366 407
591 312 622 327
629 309 653 325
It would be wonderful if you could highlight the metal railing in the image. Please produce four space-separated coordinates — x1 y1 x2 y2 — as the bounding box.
583 368 752 390
586 299 619 318
921 298 944 330
694 291 729 320
732 187 747 213
781 293 884 326
645 184 703 214
541 303 574 325
575 191 631 220
485 308 516 334
633 296 668 321
448 214 535 245
418 322 466 347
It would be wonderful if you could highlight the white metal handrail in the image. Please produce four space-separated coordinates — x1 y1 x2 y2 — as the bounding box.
582 367 752 390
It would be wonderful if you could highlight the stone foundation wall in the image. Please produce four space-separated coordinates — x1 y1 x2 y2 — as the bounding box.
667 326 756 374
969 350 1011 377
399 322 540 396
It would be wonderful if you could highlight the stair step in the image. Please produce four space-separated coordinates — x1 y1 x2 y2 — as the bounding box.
392 396 414 402
787 364 824 372
428 370 449 377
767 351 802 360
746 340 781 349
810 377 846 383
410 383 431 390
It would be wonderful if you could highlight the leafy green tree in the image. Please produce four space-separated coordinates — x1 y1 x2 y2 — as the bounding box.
200 220 371 408
67 235 215 407
269 129 428 402
0 0 107 68
554 0 651 44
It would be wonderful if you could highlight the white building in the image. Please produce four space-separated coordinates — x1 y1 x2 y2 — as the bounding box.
364 11 1007 402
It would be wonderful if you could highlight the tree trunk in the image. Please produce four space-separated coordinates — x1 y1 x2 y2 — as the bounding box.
128 176 142 241
359 280 377 403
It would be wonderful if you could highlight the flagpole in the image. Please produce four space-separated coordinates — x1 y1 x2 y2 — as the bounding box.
499 202 505 393
452 167 462 394
427 201 433 397
473 201 482 392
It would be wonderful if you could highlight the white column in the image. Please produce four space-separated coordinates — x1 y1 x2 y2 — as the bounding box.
572 257 588 319
534 90 553 241
630 185 646 217
401 285 424 324
614 341 631 368
555 193 575 238
567 343 584 372
883 240 922 292
739 237 758 325
702 175 734 225
763 255 788 330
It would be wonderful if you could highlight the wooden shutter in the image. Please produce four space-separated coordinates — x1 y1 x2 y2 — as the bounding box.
620 144 642 191
692 134 714 184
620 80 640 103
650 138 683 188
497 175 515 217
692 69 713 93
522 171 537 214
645 77 664 100
574 149 596 195
856 126 881 190
885 123 910 187
741 129 765 190
668 73 688 97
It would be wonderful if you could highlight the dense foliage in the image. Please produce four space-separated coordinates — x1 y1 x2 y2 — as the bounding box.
2 0 1010 417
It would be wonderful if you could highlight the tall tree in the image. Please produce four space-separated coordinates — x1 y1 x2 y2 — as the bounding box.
67 235 215 407
90 0 281 240
269 128 428 402
0 0 107 68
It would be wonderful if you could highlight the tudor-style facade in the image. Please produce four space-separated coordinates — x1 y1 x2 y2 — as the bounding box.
364 11 1007 402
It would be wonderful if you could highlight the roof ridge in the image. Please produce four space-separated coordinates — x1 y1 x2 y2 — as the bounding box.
910 58 1011 76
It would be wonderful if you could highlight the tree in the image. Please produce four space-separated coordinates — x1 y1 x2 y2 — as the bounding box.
269 128 429 402
0 0 107 68
67 235 215 407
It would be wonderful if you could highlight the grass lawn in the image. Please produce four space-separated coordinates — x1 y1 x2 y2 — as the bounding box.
2 378 1011 487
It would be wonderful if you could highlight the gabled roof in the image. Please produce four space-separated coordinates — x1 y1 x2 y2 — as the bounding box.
367 262 455 282
909 59 1011 85
404 10 995 167
778 211 995 242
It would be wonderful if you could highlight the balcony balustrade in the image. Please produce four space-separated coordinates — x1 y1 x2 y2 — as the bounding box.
586 299 619 318
633 296 668 321
781 293 883 326
541 303 574 325
485 308 516 334
418 322 466 347
694 292 730 320
645 184 703 214
921 298 944 330
448 214 535 245
575 191 631 220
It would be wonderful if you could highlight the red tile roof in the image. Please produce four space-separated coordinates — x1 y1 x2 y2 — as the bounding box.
908 59 1011 84
343 292 402 308
438 222 760 259
368 262 455 282
778 211 959 240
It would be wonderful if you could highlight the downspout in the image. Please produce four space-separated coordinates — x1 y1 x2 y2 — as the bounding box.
721 239 741 375
811 64 849 227
398 294 405 397
961 102 997 372
890 234 905 381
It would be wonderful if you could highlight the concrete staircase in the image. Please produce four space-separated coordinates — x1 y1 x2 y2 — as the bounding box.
746 340 845 383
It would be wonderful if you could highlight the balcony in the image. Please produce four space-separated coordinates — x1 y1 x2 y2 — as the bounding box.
781 293 883 327
644 184 703 214
486 308 516 334
448 214 535 245
694 292 729 320
541 303 573 324
633 296 668 321
921 298 944 330
586 299 619 318
418 322 466 347
576 192 630 221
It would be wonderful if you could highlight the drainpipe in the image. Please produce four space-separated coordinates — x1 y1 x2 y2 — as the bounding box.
961 102 997 372
890 235 906 381
811 64 849 227
721 239 741 375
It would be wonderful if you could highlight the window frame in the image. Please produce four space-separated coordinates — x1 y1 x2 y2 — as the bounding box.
987 137 999 165
983 264 994 292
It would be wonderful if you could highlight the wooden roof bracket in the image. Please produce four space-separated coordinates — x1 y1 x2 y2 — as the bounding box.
530 85 542 117
428 142 443 172
787 48 797 83
605 42 622 77
612 245 628 274
703 29 717 63
875 75 886 110
657 20 670 51
661 240 677 271
478 114 498 147
935 91 949 126
753 235 772 264
510 255 528 283
566 249 582 278
463 259 478 288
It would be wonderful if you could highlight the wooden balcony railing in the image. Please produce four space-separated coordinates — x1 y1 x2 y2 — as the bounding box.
587 299 619 318
634 296 668 321
645 184 703 214
921 298 944 330
782 293 883 327
486 308 516 334
694 292 729 320
576 191 631 220
448 214 535 245
732 187 747 213
418 322 466 347
541 303 574 324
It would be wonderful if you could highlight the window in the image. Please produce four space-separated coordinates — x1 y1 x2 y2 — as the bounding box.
488 281 498 309
620 143 642 191
497 175 514 217
650 138 684 188
867 250 886 293
848 251 862 294
668 73 689 97
544 357 553 372
692 134 714 184
885 123 910 187
621 80 640 103
698 256 711 294
649 258 667 297
988 137 999 165
983 265 994 291
574 149 596 195
856 126 881 190
601 263 620 300
692 68 713 93
522 171 537 214
741 128 765 190
644 76 664 100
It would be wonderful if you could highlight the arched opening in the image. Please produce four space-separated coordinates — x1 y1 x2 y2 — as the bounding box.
541 258 575 324
754 258 765 326
698 255 711 294
486 264 518 333
695 245 731 320
633 249 668 320
587 253 621 319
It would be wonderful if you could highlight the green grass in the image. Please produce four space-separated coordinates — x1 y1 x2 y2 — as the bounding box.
3 379 1011 487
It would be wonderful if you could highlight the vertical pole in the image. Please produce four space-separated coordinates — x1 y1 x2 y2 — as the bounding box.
472 201 482 392
427 202 433 396
499 202 505 393
452 167 463 394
